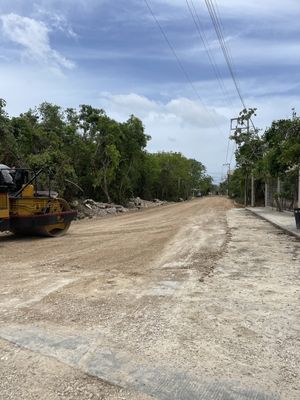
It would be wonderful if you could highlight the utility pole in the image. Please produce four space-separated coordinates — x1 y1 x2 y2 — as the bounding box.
298 168 300 208
223 163 230 196
251 173 255 207
292 109 299 208
265 180 268 207
230 116 252 207
244 171 248 206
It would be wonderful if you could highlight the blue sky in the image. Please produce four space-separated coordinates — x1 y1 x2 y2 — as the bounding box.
1 0 300 181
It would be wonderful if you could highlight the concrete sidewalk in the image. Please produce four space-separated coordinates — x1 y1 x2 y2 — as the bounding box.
247 207 300 239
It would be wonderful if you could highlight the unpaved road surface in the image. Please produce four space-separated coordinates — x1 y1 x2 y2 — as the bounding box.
0 197 299 400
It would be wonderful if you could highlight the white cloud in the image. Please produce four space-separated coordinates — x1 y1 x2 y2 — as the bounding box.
108 93 159 114
0 13 75 72
99 93 226 127
166 97 226 127
32 7 77 38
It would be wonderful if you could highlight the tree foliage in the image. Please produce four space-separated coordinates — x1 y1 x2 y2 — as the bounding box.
0 99 212 203
223 108 300 202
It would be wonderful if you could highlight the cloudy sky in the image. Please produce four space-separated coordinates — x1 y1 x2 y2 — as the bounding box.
1 0 300 181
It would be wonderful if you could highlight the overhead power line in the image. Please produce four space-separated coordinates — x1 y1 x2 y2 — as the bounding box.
185 0 238 168
204 0 256 130
143 0 225 135
185 0 230 102
143 0 204 106
204 0 247 110
203 0 257 168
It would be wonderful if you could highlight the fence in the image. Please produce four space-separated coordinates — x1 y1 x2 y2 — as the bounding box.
265 173 299 211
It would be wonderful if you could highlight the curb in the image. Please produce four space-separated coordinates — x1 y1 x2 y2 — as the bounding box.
246 208 300 240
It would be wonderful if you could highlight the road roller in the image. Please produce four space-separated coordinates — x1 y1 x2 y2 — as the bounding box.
0 165 77 237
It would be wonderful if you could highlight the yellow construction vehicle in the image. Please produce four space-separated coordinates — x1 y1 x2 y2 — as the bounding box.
0 166 76 237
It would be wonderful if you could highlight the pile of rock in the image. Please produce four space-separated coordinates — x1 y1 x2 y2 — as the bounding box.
127 197 167 209
73 199 128 220
72 197 168 220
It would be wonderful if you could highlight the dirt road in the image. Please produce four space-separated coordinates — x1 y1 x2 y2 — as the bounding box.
0 197 299 399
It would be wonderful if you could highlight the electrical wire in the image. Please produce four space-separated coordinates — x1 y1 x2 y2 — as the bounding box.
204 0 245 108
144 0 204 106
204 0 256 131
143 0 225 135
185 0 228 101
144 0 250 177
202 0 260 170
209 0 239 167
186 0 233 169
185 0 235 170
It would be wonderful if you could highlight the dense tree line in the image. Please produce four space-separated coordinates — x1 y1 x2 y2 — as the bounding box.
0 99 212 204
221 108 300 203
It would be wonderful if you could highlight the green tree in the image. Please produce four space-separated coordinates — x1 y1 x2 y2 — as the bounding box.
0 98 211 205
0 99 19 165
114 115 150 203
262 118 300 176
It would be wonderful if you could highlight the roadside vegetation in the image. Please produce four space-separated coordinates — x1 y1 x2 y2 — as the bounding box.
0 99 213 204
220 108 300 204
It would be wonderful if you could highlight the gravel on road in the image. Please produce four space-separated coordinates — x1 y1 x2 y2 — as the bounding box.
0 197 299 399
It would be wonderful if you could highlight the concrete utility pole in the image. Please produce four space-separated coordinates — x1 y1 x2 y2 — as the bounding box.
292 108 300 208
265 181 268 207
244 174 248 206
230 117 252 207
277 177 281 194
298 168 300 208
251 174 255 207
223 163 230 196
